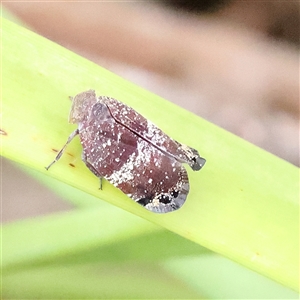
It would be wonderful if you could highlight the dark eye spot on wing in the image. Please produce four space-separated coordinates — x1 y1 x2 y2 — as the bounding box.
137 196 153 206
171 190 179 198
159 194 171 204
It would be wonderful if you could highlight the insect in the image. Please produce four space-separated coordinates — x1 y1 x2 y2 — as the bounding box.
46 90 206 213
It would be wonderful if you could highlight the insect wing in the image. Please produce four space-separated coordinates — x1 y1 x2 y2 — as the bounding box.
100 97 203 170
78 101 138 178
78 100 189 213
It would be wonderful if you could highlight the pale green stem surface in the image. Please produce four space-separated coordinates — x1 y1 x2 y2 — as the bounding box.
1 18 299 292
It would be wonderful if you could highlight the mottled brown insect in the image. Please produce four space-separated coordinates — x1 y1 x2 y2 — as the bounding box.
46 90 206 213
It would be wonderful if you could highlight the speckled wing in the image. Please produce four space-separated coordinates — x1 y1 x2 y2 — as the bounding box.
100 96 205 171
78 100 189 213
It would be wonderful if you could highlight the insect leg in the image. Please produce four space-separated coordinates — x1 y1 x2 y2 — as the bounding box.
81 153 104 190
84 161 103 190
45 129 79 170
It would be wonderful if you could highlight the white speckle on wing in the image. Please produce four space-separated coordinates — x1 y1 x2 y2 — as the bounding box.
106 139 151 187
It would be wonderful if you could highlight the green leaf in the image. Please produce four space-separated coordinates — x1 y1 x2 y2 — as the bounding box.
3 258 202 299
1 17 299 293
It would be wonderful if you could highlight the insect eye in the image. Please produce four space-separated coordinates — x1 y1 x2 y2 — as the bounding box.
92 103 110 120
